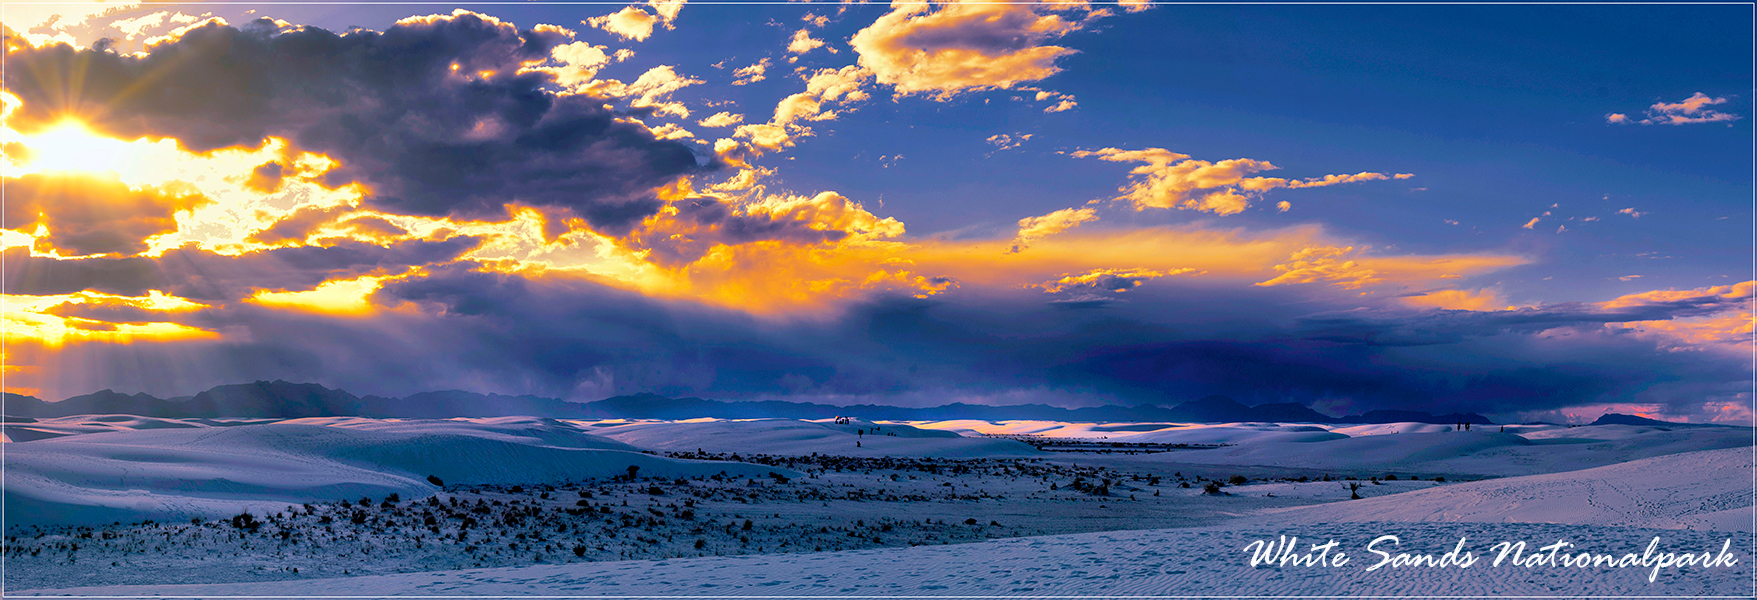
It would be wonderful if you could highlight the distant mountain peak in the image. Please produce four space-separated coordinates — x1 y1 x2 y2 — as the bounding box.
1591 413 1682 427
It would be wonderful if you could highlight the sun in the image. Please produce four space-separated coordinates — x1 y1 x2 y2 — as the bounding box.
10 119 138 177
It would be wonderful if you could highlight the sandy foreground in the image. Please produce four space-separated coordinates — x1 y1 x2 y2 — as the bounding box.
4 416 1752 596
17 521 1751 596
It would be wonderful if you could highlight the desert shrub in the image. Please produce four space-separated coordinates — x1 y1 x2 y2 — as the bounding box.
1202 482 1222 495
427 475 445 486
1228 475 1248 486
573 544 587 557
964 518 978 525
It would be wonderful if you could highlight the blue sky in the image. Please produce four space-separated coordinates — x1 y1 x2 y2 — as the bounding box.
0 1 1750 423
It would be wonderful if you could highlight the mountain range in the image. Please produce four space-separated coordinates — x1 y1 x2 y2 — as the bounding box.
0 380 1494 424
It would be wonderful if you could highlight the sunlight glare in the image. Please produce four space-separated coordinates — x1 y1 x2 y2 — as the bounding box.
15 120 137 176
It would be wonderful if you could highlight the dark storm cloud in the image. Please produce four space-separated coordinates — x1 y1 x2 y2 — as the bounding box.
247 205 354 245
34 266 1752 419
1 249 160 296
0 173 207 256
1296 289 1753 347
134 271 1729 420
632 197 850 266
2 238 477 300
3 13 710 231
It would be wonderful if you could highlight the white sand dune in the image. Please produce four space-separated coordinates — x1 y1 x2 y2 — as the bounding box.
577 417 1036 457
7 416 1752 596
3 418 795 529
25 521 1747 596
1149 427 1755 477
1254 446 1754 532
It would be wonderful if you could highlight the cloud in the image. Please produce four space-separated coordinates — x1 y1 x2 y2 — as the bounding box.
585 64 705 118
4 12 711 232
0 235 479 307
1399 288 1513 312
697 112 745 128
787 28 827 54
849 0 1094 99
1255 245 1524 290
1607 282 1756 353
1030 89 1077 113
521 41 615 93
32 261 1733 421
1011 206 1098 251
627 192 905 268
1026 265 1194 293
0 172 208 256
985 133 1032 151
1300 281 1754 351
732 66 874 154
586 7 659 41
1617 207 1646 218
1608 92 1742 126
648 0 687 27
732 59 770 85
1072 148 1410 215
1522 217 1541 229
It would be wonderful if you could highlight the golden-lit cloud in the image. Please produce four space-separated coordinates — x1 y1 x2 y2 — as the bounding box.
247 274 396 316
850 0 1093 99
1256 245 1524 290
1073 147 1412 215
1029 267 1197 294
1593 281 1755 353
1012 206 1098 251
586 7 660 41
584 65 703 118
788 28 828 54
1 290 217 348
648 0 687 27
522 41 616 93
733 66 873 154
697 112 744 128
1 172 207 257
628 191 905 267
1400 288 1515 311
731 59 770 86
1609 92 1742 126
1598 280 1754 310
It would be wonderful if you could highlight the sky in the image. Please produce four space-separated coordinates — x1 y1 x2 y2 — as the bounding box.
0 1 1750 424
